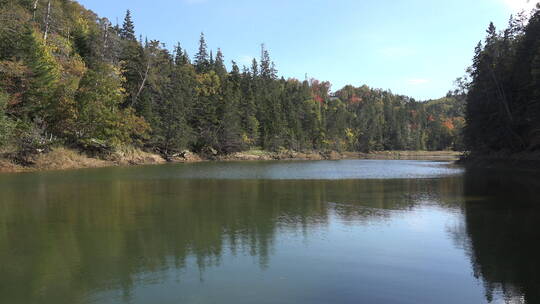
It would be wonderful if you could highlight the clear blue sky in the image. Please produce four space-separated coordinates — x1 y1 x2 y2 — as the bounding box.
78 0 536 100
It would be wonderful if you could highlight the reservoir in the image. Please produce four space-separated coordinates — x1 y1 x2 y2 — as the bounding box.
0 160 537 304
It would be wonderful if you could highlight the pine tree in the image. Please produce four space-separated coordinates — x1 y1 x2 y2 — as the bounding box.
192 71 221 150
251 58 259 77
174 43 183 65
259 44 276 79
183 50 191 64
0 0 468 157
194 32 209 73
119 36 146 108
214 48 227 77
120 10 136 41
217 61 244 152
239 65 259 144
209 50 214 67
174 42 189 66
157 56 195 152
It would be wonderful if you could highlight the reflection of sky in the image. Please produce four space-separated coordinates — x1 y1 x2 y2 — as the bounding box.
95 203 489 304
0 161 528 304
163 160 464 180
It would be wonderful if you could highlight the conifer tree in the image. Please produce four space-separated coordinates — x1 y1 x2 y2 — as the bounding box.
0 0 466 155
214 48 227 77
120 10 136 41
174 43 189 66
174 43 183 65
239 65 259 144
192 71 220 150
251 58 259 77
217 61 244 152
259 44 276 79
194 32 209 73
156 56 194 152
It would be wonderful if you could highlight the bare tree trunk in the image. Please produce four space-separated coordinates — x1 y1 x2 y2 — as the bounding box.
489 69 512 122
102 21 110 59
103 23 108 48
43 0 51 42
131 60 151 107
32 0 39 20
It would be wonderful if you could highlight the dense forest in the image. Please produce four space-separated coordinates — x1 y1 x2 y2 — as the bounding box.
0 0 464 161
465 6 540 157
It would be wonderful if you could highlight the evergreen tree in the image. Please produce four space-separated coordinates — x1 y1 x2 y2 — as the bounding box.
259 44 276 79
214 48 227 77
194 32 209 73
174 42 189 66
192 71 220 150
250 58 259 78
156 57 195 152
239 65 259 145
217 62 244 152
0 0 467 156
120 10 136 41
120 38 146 108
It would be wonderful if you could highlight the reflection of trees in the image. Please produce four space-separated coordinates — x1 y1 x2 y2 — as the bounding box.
0 173 461 303
461 169 540 303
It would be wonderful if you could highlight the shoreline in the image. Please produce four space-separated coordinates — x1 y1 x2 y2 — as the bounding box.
0 148 461 174
457 151 540 172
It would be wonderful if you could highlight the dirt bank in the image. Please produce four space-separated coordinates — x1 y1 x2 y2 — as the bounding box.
354 150 461 160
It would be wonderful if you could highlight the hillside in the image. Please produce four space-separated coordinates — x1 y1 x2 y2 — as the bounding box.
0 0 463 167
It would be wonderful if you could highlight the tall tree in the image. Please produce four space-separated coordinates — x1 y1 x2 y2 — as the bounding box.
174 42 189 66
120 10 136 41
214 48 227 77
194 32 209 73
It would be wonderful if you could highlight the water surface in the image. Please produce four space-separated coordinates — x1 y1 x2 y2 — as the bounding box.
0 160 538 303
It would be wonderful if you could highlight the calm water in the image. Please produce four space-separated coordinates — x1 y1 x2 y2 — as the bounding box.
0 160 538 304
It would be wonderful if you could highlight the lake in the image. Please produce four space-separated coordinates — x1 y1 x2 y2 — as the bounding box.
0 160 538 304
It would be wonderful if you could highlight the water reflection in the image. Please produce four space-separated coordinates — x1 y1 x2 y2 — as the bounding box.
0 161 537 303
459 168 540 304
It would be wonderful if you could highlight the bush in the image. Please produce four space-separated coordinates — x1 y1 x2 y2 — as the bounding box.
0 91 14 148
14 119 56 163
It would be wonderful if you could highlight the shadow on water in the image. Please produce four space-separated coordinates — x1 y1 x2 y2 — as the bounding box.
457 167 540 304
0 161 538 303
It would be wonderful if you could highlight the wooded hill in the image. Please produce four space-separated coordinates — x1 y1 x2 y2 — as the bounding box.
464 7 540 157
0 0 464 160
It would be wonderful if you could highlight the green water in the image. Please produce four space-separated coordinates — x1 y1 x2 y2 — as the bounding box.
0 160 538 304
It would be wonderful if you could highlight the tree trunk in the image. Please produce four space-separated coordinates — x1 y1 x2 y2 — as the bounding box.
43 0 51 42
131 58 151 107
32 0 39 20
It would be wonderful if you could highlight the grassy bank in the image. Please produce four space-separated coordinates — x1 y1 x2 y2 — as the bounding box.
0 147 461 174
0 147 166 173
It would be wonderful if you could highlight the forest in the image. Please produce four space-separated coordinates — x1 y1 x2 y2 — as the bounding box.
464 7 540 158
0 0 465 162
